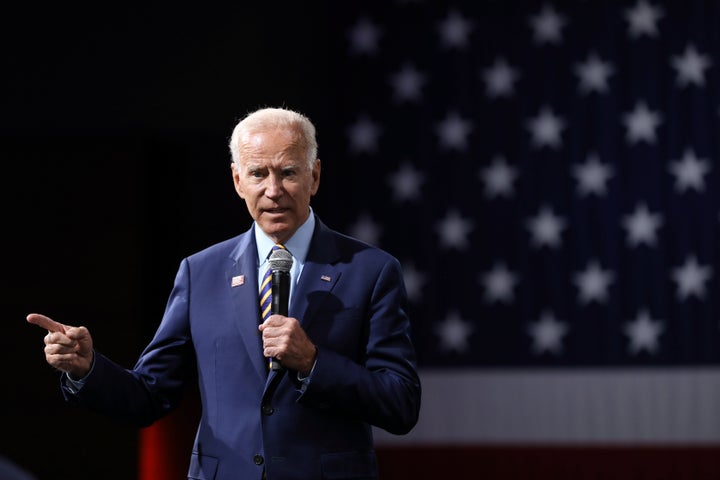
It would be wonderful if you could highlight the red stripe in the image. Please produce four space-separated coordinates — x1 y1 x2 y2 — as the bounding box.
377 445 720 480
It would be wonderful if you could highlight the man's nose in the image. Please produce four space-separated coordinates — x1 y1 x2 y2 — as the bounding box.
265 174 283 198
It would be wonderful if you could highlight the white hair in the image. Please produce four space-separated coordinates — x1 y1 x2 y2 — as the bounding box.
229 107 318 170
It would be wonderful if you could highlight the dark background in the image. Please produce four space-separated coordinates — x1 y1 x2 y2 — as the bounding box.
10 3 720 480
1 3 345 479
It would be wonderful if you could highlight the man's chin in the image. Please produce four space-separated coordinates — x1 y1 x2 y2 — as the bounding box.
258 220 292 241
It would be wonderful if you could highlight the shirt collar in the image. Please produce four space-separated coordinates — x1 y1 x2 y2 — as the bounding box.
254 208 315 266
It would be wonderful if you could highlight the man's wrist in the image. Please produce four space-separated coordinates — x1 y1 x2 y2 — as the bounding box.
67 351 95 381
64 352 95 391
297 346 318 381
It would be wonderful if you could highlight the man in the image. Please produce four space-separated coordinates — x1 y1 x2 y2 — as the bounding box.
28 107 421 480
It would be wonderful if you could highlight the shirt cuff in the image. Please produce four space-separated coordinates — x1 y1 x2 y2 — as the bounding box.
63 354 95 394
296 358 317 392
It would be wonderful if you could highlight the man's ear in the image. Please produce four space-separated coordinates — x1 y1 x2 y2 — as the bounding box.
311 159 321 195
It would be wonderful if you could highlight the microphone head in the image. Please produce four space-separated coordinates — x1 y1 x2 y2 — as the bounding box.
268 248 293 273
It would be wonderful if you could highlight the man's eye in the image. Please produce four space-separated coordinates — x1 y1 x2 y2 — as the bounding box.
250 170 264 178
282 169 296 177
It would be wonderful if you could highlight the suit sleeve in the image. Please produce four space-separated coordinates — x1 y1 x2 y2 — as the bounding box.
296 256 422 435
64 259 196 427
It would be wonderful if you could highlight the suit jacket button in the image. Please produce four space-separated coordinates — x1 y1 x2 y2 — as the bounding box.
253 454 264 466
262 404 274 415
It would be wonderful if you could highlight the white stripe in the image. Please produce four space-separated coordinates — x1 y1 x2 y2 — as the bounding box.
374 368 720 445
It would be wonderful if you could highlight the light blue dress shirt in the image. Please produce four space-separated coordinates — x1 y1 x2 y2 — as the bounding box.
254 208 316 309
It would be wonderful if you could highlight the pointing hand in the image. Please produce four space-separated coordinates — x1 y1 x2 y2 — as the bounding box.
27 313 94 379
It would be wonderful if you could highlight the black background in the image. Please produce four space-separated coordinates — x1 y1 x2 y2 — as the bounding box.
1 3 344 479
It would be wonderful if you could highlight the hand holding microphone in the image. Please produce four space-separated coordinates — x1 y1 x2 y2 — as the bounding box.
259 248 317 374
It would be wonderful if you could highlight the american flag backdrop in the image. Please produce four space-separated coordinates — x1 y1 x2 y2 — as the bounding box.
318 0 720 473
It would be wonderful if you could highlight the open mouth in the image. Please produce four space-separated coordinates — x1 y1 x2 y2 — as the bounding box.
264 208 288 215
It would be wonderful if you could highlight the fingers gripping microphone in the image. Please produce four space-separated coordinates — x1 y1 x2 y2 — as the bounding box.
268 248 293 371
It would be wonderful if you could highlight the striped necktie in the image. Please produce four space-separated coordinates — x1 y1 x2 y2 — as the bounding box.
259 244 286 321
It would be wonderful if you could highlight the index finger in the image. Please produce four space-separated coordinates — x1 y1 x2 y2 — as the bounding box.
26 313 66 334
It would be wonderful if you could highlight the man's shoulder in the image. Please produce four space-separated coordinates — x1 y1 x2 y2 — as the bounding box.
320 223 399 265
187 231 251 262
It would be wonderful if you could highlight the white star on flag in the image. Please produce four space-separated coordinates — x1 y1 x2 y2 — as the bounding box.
624 309 664 355
437 9 473 49
349 213 382 246
347 17 382 55
573 260 615 304
482 58 520 98
622 203 664 248
480 156 518 199
527 310 568 355
347 116 381 154
436 209 474 250
572 153 614 197
401 261 427 304
670 44 712 88
389 64 426 102
672 255 713 301
436 111 473 151
526 205 567 249
624 0 664 38
480 262 518 304
574 53 615 94
435 311 474 353
388 161 425 202
528 4 567 45
526 107 566 149
668 148 711 193
622 101 663 144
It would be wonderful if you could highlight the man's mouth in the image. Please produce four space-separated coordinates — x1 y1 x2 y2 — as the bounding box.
264 208 287 214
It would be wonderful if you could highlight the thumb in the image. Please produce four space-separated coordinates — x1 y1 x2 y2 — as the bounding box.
66 326 90 341
65 327 92 350
66 326 93 354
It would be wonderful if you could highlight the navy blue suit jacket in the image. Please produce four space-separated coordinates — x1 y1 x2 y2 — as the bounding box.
67 217 421 480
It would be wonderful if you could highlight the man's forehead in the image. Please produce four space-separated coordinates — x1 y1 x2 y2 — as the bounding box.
243 159 302 169
240 132 302 154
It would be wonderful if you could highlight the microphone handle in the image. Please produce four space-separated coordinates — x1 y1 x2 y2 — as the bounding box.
270 270 290 371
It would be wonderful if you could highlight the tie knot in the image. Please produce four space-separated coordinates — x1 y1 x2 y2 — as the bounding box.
267 243 286 260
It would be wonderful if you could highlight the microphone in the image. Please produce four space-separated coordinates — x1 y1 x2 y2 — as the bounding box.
268 248 293 371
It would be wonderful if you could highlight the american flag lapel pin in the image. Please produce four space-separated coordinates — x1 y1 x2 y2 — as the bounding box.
320 275 332 282
231 275 245 287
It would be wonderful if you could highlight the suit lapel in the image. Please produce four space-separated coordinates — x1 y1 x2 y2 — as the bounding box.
290 218 342 331
227 230 267 383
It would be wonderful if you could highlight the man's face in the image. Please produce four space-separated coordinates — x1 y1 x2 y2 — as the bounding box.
232 127 320 244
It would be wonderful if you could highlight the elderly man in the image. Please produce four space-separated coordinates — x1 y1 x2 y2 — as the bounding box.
29 107 421 480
